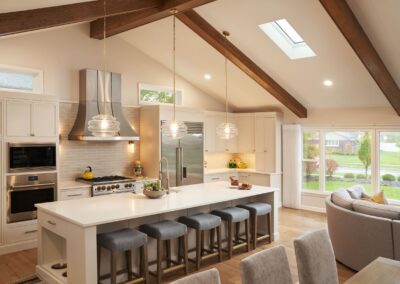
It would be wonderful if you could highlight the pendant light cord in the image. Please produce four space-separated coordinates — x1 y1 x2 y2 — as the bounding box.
172 11 177 122
102 0 107 116
223 32 229 124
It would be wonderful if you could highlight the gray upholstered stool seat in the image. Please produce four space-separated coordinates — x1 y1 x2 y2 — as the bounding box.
97 228 147 251
211 207 249 223
139 220 187 240
237 202 271 216
178 213 221 230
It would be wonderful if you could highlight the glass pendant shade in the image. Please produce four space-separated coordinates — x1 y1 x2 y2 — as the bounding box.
88 114 120 137
216 122 238 140
162 120 188 140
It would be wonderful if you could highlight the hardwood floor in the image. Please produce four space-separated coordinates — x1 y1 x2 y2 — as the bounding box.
0 208 355 284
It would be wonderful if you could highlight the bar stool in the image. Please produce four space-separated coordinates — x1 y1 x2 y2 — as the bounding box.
211 207 251 259
97 228 148 284
237 202 272 249
139 220 188 284
178 213 223 270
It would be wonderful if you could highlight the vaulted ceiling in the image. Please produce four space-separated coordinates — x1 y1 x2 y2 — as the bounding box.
1 0 399 114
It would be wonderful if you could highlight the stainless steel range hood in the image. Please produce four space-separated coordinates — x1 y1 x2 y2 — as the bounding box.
68 69 140 141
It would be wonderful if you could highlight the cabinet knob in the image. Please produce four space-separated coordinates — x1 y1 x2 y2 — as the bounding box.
30 133 35 136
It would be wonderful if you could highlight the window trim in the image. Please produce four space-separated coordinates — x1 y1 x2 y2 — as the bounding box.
0 64 44 94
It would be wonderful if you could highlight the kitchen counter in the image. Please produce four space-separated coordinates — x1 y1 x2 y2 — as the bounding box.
36 181 279 284
205 168 282 175
58 180 91 190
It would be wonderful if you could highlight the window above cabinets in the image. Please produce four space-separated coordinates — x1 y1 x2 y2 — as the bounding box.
0 65 44 94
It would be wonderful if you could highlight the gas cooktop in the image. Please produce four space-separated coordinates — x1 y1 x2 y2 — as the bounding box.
76 175 136 196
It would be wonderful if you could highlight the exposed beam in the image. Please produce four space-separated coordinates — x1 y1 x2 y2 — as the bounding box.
177 10 308 118
0 0 161 37
320 0 400 115
90 0 216 39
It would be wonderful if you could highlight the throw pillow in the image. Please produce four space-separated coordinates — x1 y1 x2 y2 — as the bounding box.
364 191 388 205
347 185 366 199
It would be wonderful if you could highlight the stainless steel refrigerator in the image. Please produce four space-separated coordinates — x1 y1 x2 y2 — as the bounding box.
161 121 204 187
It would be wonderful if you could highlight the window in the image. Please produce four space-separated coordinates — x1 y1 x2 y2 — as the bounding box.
379 131 400 200
138 83 183 106
258 19 316 60
0 65 43 94
302 129 400 200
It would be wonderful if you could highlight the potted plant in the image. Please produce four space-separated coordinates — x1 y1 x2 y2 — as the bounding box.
143 180 166 199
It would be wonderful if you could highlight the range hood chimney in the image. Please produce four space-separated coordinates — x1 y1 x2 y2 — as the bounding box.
68 69 140 141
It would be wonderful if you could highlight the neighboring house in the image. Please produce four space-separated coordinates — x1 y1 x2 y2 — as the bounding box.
325 132 359 154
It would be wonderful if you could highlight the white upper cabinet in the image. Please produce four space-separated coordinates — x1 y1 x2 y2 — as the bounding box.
204 112 226 153
236 113 255 153
6 100 57 137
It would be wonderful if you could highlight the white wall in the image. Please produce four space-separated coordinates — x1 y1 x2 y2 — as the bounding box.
0 24 225 111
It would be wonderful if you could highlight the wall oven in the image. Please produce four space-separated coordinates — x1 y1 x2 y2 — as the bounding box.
7 173 57 223
8 143 56 173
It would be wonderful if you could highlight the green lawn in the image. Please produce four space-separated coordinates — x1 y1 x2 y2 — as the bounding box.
304 180 400 200
328 151 400 170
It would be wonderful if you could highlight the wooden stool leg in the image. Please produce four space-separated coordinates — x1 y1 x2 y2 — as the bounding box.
245 218 251 252
110 250 117 284
183 234 189 275
268 212 273 243
125 250 133 281
217 225 222 262
166 240 172 268
210 228 215 251
177 237 182 264
253 215 258 250
200 230 205 257
97 246 101 282
227 221 233 259
235 222 240 243
157 239 163 284
142 244 149 284
196 229 201 271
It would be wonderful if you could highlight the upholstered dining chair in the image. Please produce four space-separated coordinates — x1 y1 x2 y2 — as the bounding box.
170 268 221 284
294 229 339 284
240 245 293 284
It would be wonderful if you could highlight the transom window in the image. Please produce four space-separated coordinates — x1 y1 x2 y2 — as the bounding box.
0 65 43 94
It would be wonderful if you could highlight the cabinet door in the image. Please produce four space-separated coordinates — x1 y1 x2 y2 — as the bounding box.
32 103 57 137
6 101 32 137
227 114 237 153
204 115 216 153
236 114 255 153
264 117 276 172
255 116 266 171
214 115 227 153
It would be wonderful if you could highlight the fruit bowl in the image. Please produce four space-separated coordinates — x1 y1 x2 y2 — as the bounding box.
143 189 166 199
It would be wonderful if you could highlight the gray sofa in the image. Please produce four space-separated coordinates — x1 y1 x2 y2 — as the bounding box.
325 187 400 271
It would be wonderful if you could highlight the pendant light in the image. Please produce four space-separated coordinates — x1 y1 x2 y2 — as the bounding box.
161 9 188 140
88 0 120 137
216 31 238 140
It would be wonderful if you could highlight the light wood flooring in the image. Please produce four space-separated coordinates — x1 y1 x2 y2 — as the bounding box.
0 208 355 284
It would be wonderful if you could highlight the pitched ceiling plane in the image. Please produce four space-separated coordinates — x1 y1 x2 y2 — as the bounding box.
176 9 307 118
320 0 400 115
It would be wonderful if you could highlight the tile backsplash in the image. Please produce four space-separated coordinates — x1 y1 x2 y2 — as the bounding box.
59 102 140 182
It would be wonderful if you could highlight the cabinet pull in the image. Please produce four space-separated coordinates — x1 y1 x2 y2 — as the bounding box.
67 193 83 197
211 177 220 181
24 230 38 234
48 220 56 226
30 133 35 136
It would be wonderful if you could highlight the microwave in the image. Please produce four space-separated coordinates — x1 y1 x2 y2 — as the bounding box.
8 143 56 173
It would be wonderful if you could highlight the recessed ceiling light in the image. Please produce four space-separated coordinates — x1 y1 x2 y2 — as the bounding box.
204 74 212 80
323 80 333 87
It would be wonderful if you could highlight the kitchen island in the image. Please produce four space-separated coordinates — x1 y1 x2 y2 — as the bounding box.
36 181 279 284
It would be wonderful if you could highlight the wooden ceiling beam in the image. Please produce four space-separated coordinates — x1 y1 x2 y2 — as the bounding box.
177 9 308 118
320 0 400 115
90 0 216 39
0 0 161 37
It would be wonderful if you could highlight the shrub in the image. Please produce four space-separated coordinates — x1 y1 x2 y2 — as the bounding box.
398 176 400 182
382 174 396 182
356 174 366 179
344 173 355 179
304 160 318 177
326 159 338 177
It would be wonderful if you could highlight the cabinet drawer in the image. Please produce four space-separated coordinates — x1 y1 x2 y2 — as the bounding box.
204 172 235 183
59 188 91 200
38 211 68 237
6 224 38 244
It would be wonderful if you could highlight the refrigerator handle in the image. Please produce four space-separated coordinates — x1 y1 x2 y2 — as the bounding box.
183 167 187 178
176 147 183 186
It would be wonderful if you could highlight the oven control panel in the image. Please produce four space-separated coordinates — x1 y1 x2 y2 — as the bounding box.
92 182 135 196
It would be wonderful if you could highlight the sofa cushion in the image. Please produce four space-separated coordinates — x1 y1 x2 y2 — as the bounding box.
331 188 354 210
352 200 400 220
347 185 366 199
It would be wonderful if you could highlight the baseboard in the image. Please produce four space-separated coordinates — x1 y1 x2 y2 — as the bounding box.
301 205 326 213
0 240 37 255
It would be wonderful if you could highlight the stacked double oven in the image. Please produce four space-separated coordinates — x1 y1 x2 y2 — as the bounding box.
6 143 57 223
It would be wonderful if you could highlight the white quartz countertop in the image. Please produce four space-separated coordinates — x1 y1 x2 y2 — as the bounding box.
204 168 282 175
37 182 278 228
58 180 91 190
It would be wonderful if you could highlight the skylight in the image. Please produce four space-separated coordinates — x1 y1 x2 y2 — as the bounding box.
259 19 316 60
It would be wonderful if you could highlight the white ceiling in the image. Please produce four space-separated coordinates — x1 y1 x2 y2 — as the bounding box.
119 0 396 112
0 0 95 13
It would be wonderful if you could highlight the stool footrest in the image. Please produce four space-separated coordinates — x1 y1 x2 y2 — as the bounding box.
149 263 186 276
